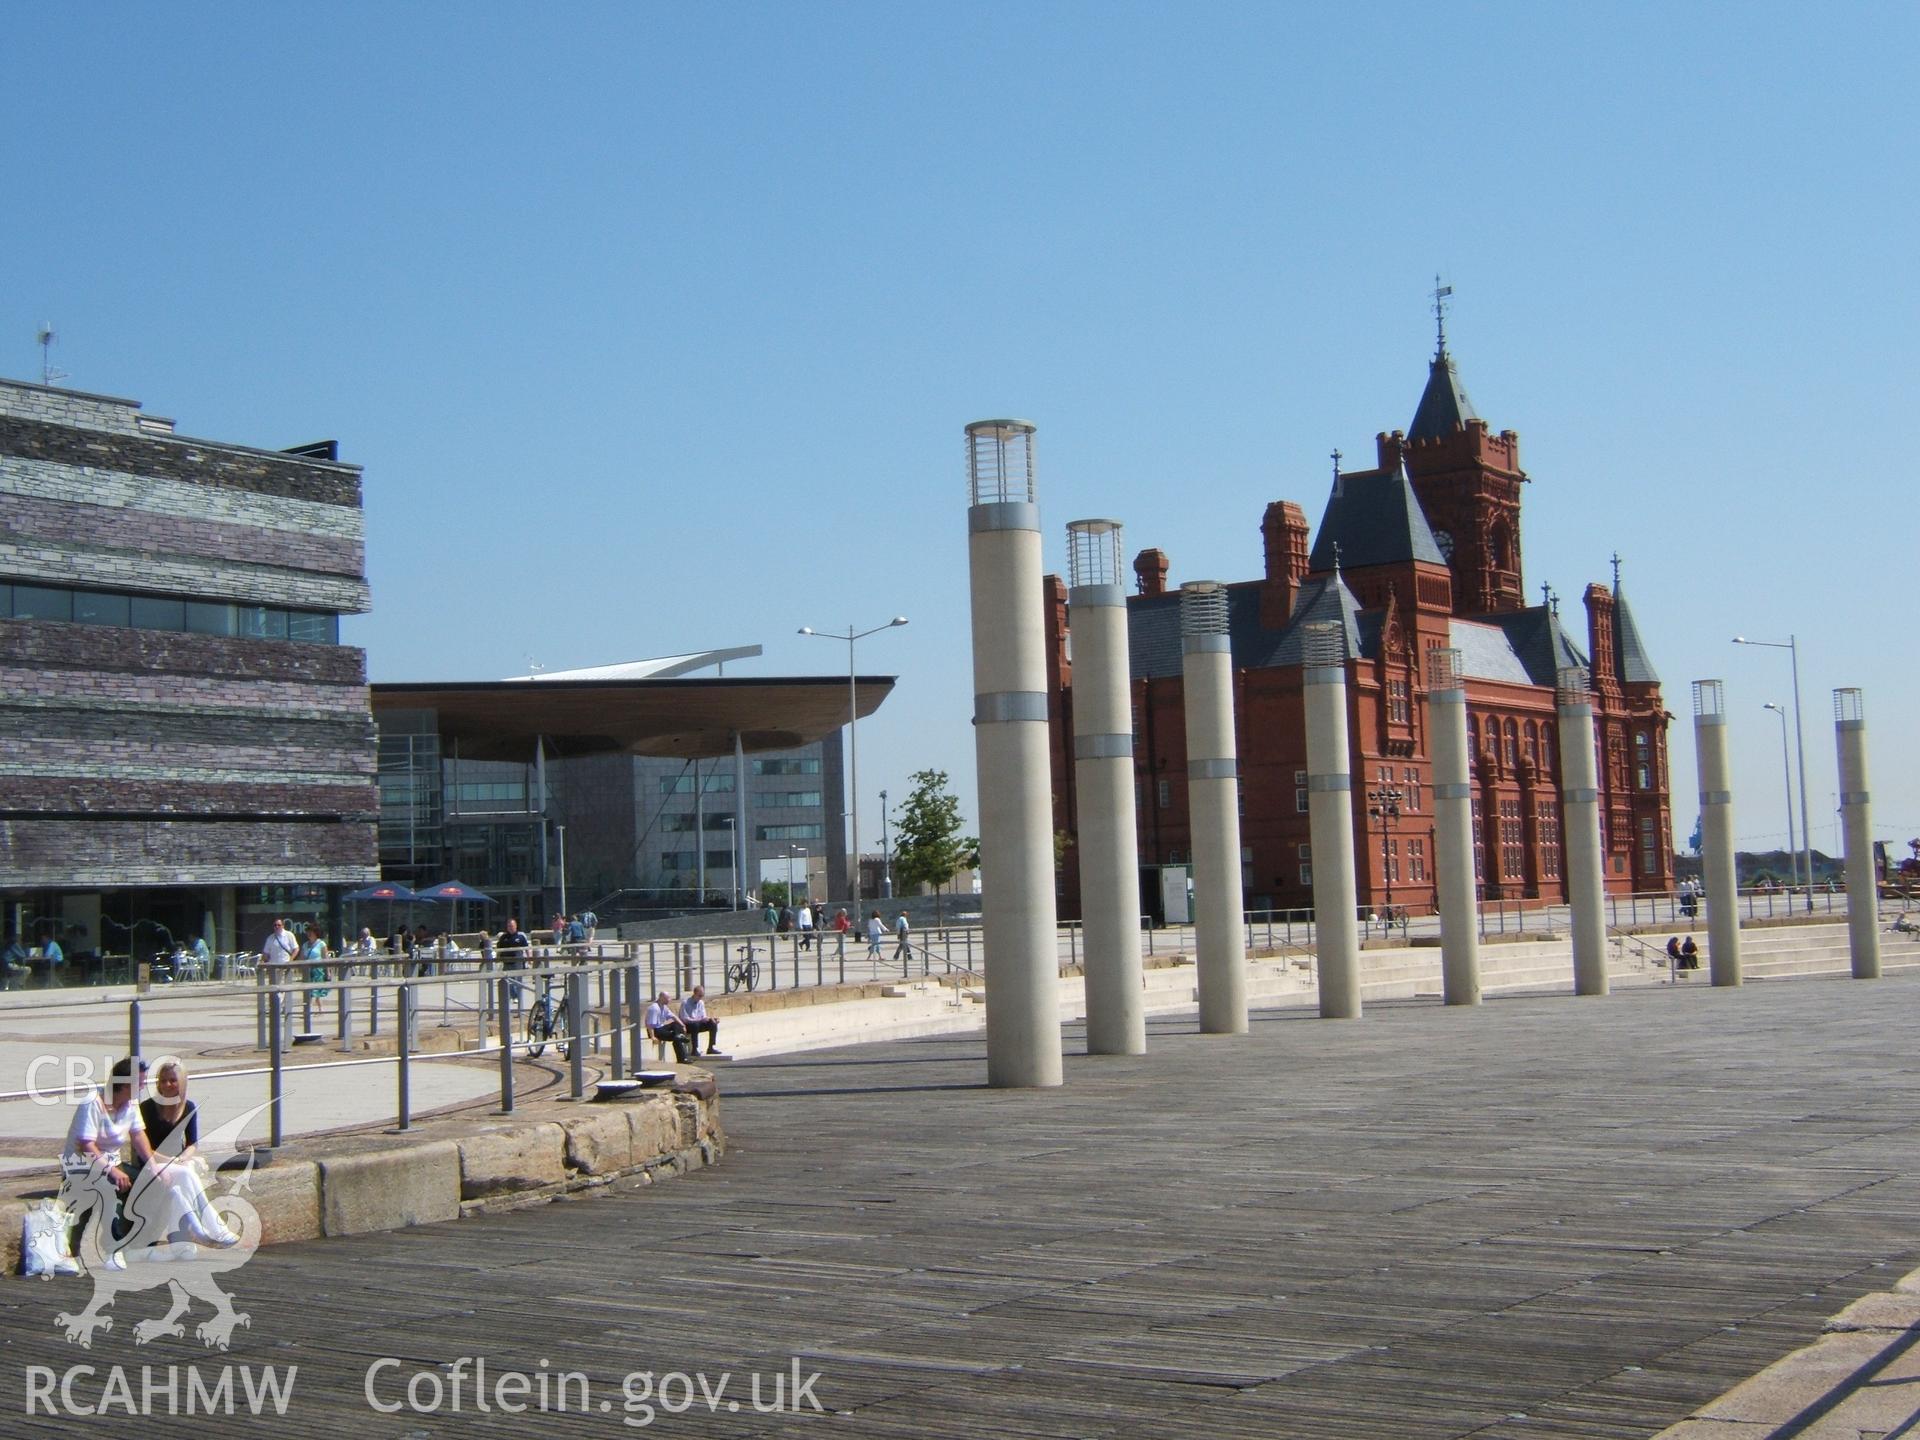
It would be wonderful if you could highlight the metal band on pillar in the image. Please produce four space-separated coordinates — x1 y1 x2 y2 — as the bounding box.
1693 680 1741 985
966 420 1063 1087
1067 518 1147 1055
1181 581 1247 1034
1556 665 1608 996
1427 647 1480 1005
1834 689 1880 980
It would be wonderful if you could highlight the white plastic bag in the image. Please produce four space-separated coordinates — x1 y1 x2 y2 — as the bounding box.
22 1199 79 1278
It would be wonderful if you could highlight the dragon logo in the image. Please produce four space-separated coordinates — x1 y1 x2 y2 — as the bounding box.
48 1097 269 1352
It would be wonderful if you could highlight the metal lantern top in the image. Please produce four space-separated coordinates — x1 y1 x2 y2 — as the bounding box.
1426 646 1463 691
1302 619 1348 667
1692 679 1727 718
1179 580 1229 637
1067 519 1125 589
1555 665 1592 705
1834 687 1864 723
965 419 1037 506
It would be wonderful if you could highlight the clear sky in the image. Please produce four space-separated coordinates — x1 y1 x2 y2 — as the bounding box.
8 4 1916 871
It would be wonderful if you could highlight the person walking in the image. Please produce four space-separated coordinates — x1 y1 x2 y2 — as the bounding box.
865 910 886 962
893 909 912 965
796 901 815 951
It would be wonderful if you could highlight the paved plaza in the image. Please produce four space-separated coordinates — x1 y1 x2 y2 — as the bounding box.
4 968 1919 1437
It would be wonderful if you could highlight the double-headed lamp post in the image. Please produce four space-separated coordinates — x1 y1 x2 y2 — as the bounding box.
799 617 908 915
1762 703 1798 892
1734 636 1813 912
1366 785 1404 917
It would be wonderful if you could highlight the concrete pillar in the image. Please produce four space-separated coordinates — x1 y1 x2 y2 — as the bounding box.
1556 667 1608 996
1304 628 1361 1019
1426 648 1481 1005
1182 581 1247 1034
966 420 1063 1088
1068 520 1147 1055
1834 688 1880 980
1692 680 1741 985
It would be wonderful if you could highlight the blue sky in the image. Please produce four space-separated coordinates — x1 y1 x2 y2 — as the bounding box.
8 4 1916 866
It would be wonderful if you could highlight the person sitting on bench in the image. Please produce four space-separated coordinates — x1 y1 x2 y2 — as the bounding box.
679 985 722 1056
1665 936 1684 974
1681 936 1700 970
644 992 696 1064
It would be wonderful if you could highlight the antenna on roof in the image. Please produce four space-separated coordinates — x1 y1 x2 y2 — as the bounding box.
1431 276 1453 360
36 325 68 387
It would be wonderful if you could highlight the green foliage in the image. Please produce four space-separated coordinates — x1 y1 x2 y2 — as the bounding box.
892 770 977 917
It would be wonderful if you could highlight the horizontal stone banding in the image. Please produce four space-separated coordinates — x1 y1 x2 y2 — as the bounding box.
1564 787 1600 803
1074 733 1133 760
1433 782 1472 800
967 501 1039 534
974 690 1049 724
1307 774 1351 793
0 619 369 686
1188 758 1237 780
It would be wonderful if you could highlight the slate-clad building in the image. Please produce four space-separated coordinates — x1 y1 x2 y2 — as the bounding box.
0 377 377 962
1046 334 1673 917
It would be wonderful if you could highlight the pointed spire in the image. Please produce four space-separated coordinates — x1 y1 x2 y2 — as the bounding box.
1612 584 1660 684
1409 283 1477 443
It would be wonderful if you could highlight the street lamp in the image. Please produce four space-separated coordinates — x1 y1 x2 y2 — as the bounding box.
555 824 568 918
799 617 908 915
879 787 892 898
1762 703 1797 892
788 844 805 903
1366 785 1404 920
1733 635 1814 912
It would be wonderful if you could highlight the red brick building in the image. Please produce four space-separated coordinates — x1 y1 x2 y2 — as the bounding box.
1046 338 1674 917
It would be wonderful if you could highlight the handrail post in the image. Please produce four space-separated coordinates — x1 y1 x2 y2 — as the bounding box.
396 982 414 1131
338 960 354 1054
567 971 586 1100
609 963 625 1080
268 990 285 1148
497 975 516 1113
628 964 645 1073
254 962 267 1051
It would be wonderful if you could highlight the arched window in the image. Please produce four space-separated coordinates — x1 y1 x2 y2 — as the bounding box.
1524 720 1539 767
1466 715 1480 769
1490 519 1512 571
1635 731 1651 790
1502 719 1518 766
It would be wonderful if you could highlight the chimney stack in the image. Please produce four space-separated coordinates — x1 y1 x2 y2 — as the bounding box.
1133 547 1169 597
1260 501 1310 628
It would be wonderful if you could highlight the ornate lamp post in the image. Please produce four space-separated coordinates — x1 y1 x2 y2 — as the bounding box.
1367 785 1404 920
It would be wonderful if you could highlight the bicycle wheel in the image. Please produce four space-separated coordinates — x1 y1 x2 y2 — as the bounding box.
744 960 760 992
552 1002 572 1061
524 1003 550 1058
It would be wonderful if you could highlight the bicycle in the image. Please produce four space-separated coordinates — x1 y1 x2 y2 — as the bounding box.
725 946 761 995
523 976 572 1059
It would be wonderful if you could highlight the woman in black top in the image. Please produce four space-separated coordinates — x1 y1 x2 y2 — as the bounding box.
134 1061 236 1247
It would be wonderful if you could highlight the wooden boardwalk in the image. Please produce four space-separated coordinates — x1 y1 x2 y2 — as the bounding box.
6 971 1920 1437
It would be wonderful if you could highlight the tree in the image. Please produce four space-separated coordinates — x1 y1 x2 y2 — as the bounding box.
892 769 977 923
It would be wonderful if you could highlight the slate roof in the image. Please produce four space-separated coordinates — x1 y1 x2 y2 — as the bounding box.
1306 461 1447 572
1481 606 1591 688
1409 350 1478 442
1613 590 1660 684
1124 574 1362 680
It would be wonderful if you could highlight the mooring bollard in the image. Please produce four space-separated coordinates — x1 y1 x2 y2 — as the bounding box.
396 983 413 1131
128 999 142 1060
567 971 586 1100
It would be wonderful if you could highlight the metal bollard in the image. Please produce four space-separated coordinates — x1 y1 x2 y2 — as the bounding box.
301 971 313 1034
396 983 413 1131
838 933 846 985
128 999 142 1060
339 963 354 1053
254 964 268 1051
497 976 516 1114
567 972 586 1100
609 966 625 1080
268 993 285 1148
